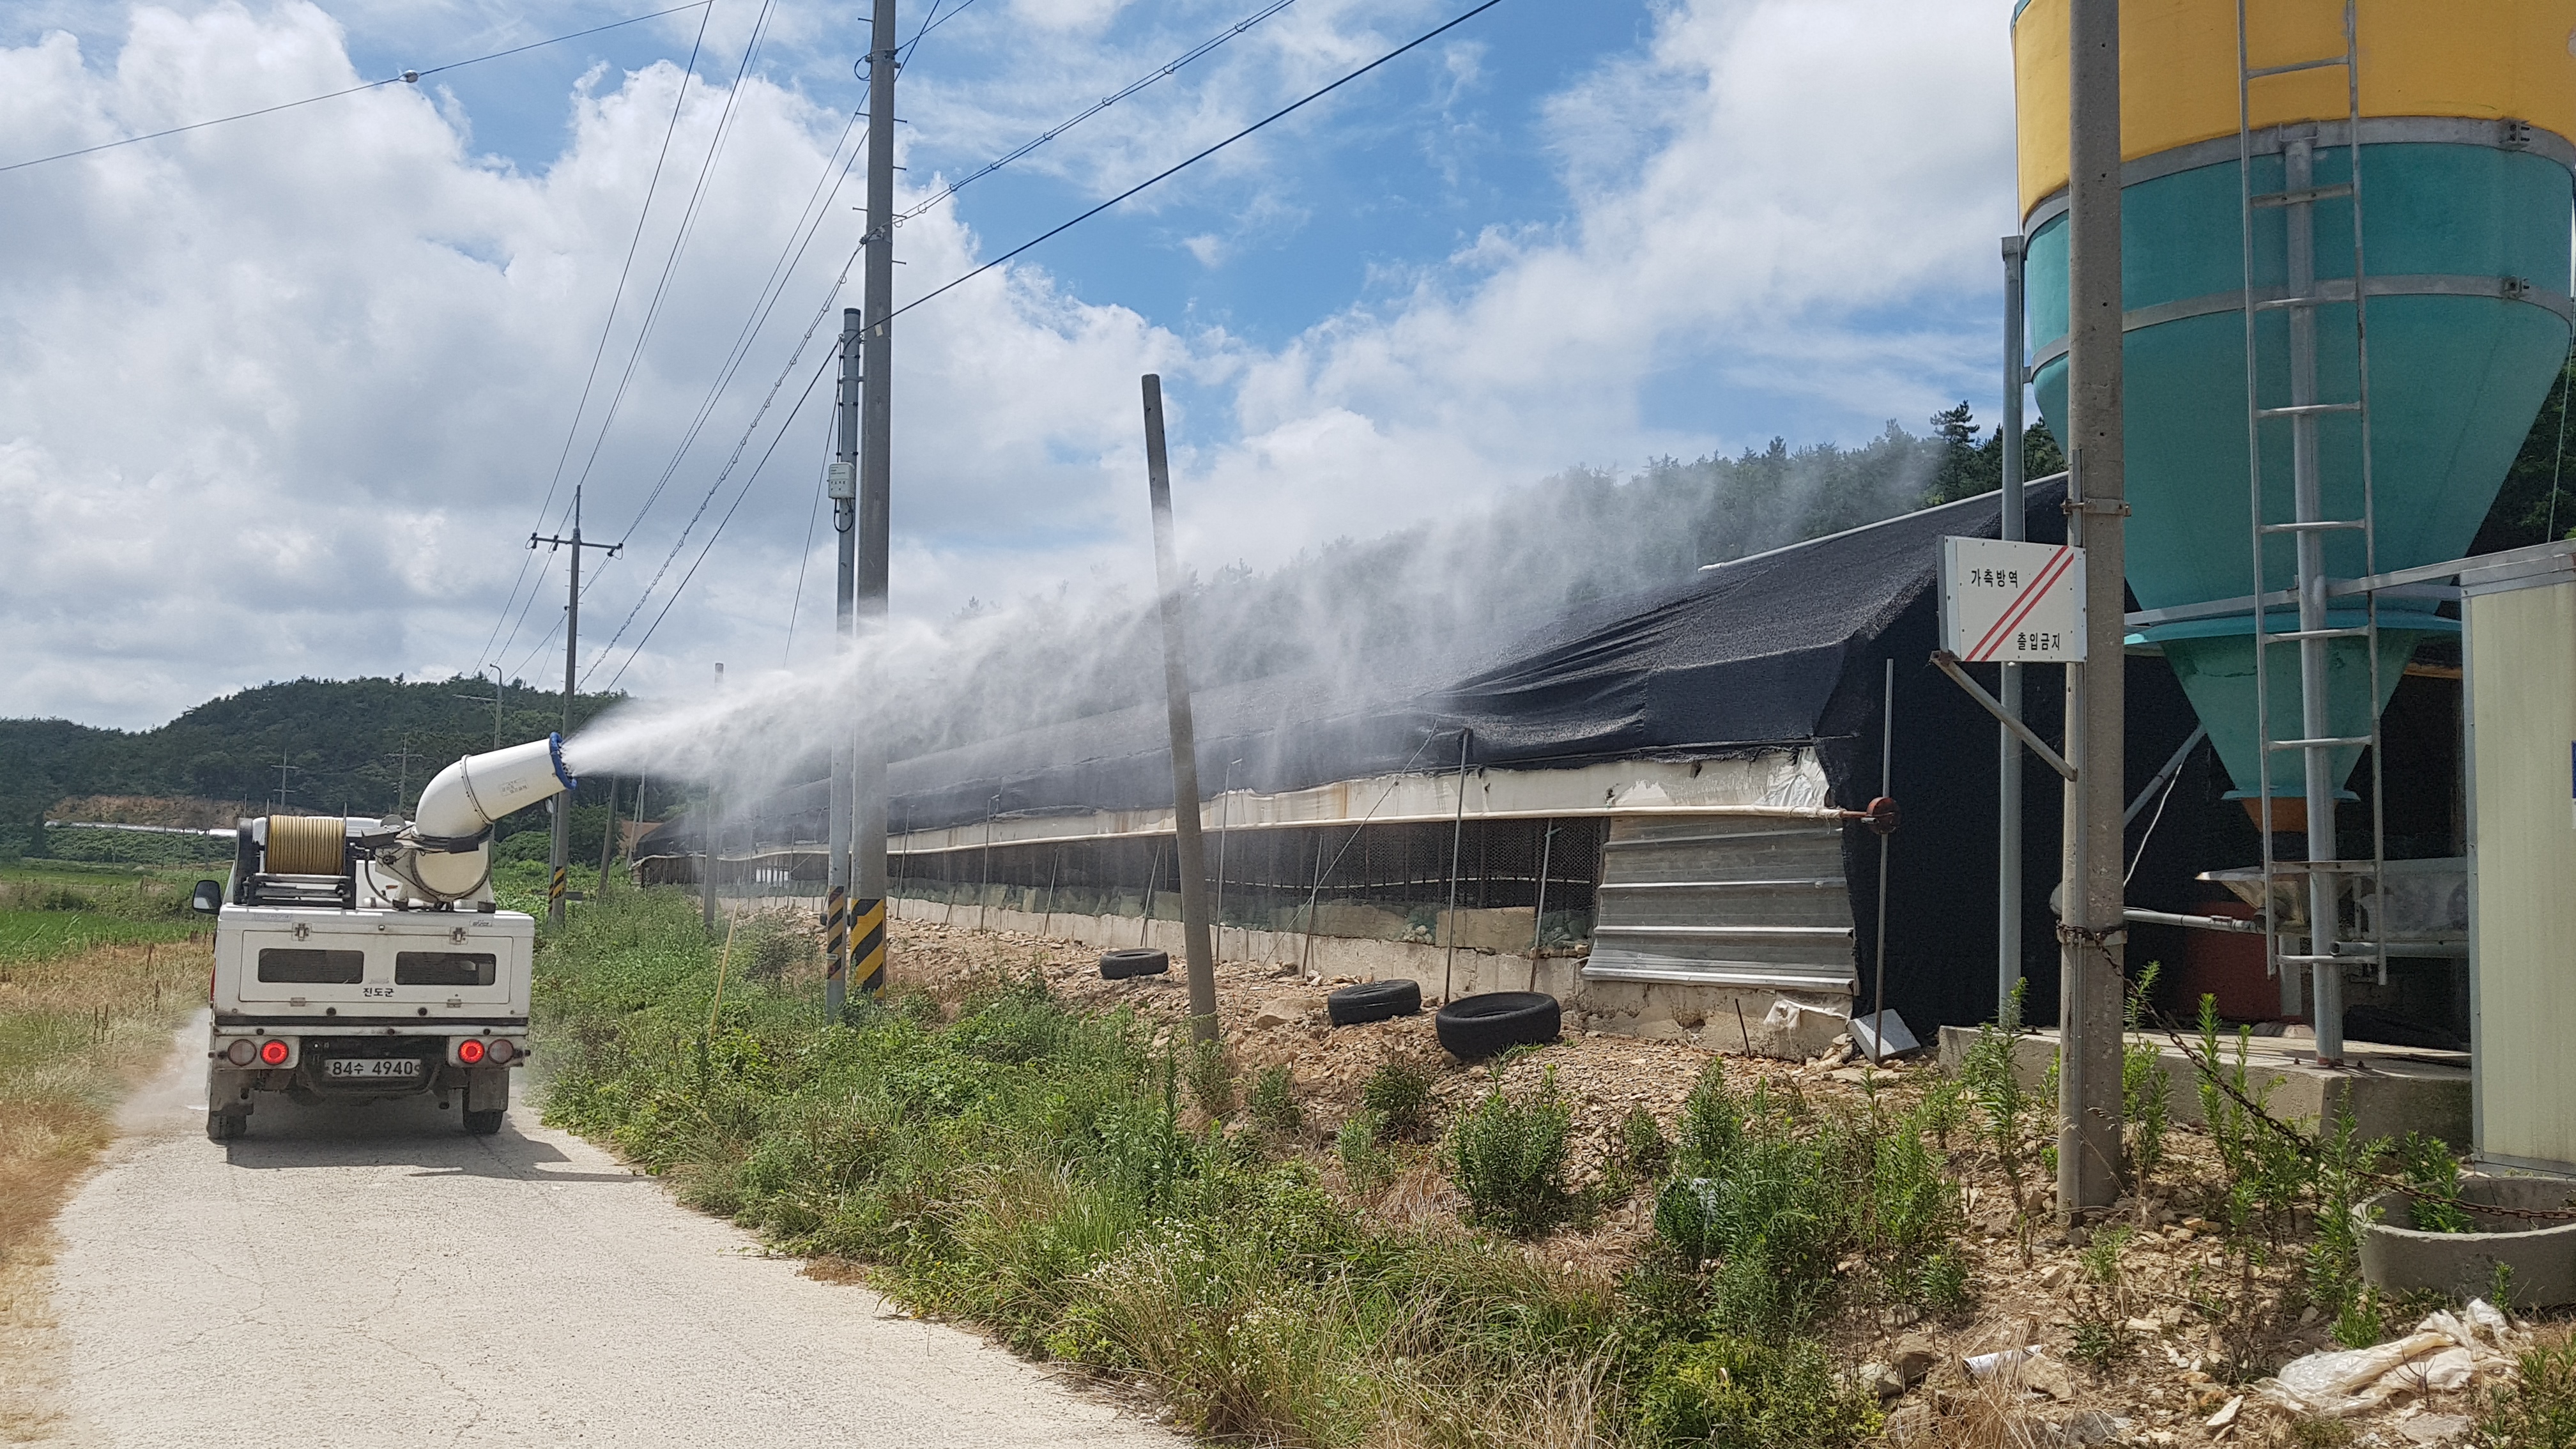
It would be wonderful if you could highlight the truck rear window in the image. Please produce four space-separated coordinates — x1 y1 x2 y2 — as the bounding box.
394 951 497 986
256 948 365 983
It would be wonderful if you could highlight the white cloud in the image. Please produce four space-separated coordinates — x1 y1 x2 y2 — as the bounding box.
0 0 2013 730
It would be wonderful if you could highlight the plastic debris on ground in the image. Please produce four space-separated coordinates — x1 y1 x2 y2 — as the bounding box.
2257 1298 2522 1418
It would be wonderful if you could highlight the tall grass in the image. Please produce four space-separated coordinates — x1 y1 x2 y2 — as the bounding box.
538 889 1917 1448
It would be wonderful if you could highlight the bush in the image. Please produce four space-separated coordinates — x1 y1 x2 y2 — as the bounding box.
1635 1335 1880 1449
1358 1056 1436 1137
1184 1039 1236 1119
1448 1066 1577 1238
1652 1070 1965 1336
2476 1335 2576 1449
1246 1064 1302 1131
1336 1109 1395 1195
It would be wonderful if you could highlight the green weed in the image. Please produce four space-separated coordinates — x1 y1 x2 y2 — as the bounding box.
1246 1064 1302 1132
1447 1066 1577 1238
1357 1055 1435 1138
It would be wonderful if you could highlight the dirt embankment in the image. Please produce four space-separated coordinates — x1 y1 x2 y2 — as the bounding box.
884 917 2520 1448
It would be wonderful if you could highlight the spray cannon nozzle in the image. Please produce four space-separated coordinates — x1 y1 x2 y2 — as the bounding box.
413 734 579 846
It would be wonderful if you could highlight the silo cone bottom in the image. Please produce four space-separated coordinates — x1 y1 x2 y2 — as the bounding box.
2155 622 2444 803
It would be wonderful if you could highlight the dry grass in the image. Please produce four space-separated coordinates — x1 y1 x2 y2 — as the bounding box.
0 937 208 1268
0 935 206 1442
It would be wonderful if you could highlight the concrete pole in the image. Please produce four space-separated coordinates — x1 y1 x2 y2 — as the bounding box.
2000 234 2028 1022
826 309 860 1021
549 488 581 926
703 662 722 933
2060 0 2128 1215
850 0 896 997
1139 374 1219 1043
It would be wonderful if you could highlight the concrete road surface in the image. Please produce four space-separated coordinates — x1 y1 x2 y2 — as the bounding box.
27 1017 1178 1447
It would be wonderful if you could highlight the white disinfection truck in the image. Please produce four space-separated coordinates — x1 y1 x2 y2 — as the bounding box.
194 735 577 1140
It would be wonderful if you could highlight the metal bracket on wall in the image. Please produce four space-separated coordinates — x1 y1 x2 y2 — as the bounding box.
1928 652 2078 781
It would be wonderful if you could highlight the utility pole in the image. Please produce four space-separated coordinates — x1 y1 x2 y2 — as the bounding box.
385 738 420 817
2059 0 2127 1216
2000 234 2027 1019
826 309 860 1022
597 776 620 898
850 0 898 999
533 486 620 926
1140 374 1218 1043
704 662 723 932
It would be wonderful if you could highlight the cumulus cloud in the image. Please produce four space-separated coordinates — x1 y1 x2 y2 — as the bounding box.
0 0 2013 730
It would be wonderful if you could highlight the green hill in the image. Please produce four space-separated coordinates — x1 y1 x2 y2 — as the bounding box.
0 675 631 859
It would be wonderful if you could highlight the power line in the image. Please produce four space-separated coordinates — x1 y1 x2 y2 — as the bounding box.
581 127 873 677
585 0 1298 661
606 103 866 548
0 1 712 176
590 0 1505 689
781 399 839 663
480 1 715 671
892 0 1298 231
563 0 783 516
602 346 839 691
888 0 1507 328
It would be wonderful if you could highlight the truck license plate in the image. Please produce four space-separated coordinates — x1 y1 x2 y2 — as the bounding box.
325 1058 422 1080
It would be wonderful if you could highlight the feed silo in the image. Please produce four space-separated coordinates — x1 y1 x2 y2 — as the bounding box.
2011 0 2573 1054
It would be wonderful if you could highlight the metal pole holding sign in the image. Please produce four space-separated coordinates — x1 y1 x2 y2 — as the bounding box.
2001 233 2028 1021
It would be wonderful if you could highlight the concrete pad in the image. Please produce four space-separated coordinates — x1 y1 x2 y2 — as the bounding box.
1935 1024 2471 1149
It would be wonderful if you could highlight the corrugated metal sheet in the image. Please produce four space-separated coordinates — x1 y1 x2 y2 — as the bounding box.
1581 815 1857 992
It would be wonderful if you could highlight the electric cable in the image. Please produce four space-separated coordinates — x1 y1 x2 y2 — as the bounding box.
608 111 864 548
563 0 783 516
581 132 872 682
590 0 1501 688
595 0 1298 641
479 1 714 671
781 394 839 663
891 0 1298 231
0 2 712 175
602 347 839 691
885 0 1506 329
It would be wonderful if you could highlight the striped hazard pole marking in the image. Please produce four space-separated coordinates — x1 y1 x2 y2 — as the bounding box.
852 896 887 995
548 863 567 911
823 885 849 989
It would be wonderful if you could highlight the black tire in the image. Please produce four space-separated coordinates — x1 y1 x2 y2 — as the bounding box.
1100 947 1170 980
206 1110 247 1142
1434 992 1561 1060
463 1109 505 1136
1327 979 1422 1026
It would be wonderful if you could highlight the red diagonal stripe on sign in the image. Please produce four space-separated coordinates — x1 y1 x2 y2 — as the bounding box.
1967 546 2076 661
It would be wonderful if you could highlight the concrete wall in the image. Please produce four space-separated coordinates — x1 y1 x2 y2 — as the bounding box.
889 893 1853 1059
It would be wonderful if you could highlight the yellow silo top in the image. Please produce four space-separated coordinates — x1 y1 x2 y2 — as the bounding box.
2014 0 2576 221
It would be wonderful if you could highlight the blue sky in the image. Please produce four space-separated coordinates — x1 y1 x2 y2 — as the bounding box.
0 0 2021 726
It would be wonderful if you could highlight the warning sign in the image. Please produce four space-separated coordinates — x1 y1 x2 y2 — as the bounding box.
1939 537 2087 663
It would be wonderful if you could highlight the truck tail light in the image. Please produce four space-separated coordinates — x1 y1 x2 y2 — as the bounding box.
484 1038 517 1065
457 1038 487 1065
258 1039 291 1066
224 1038 257 1066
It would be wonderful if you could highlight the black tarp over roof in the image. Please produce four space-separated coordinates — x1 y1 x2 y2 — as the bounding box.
877 483 2074 834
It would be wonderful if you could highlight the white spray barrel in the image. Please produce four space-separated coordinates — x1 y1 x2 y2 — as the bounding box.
395 735 577 901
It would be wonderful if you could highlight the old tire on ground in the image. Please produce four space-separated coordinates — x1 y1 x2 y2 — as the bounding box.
206 1110 247 1142
1434 992 1561 1060
1327 979 1422 1026
463 1109 506 1136
1100 947 1170 980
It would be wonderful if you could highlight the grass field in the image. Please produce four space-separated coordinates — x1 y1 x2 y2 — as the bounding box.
0 861 211 1270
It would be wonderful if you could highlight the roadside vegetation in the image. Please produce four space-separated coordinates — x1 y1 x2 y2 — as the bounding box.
0 862 210 1268
537 889 1986 1448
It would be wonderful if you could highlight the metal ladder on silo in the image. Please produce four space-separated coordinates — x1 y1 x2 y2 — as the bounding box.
2235 0 2388 1067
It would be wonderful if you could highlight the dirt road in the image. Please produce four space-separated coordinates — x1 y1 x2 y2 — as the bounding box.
19 1017 1176 1448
